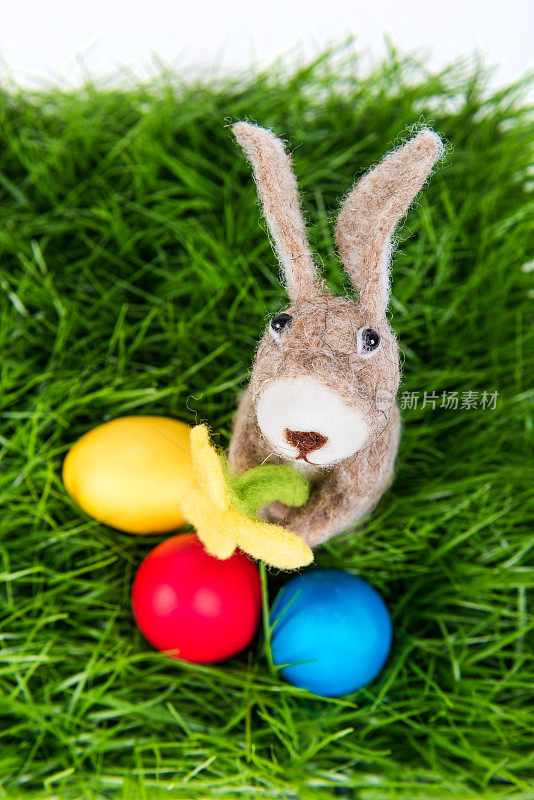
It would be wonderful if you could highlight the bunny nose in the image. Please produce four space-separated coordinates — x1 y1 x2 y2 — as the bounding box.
257 376 369 466
285 429 328 457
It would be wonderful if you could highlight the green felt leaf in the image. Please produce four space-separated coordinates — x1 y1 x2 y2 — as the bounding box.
228 464 310 518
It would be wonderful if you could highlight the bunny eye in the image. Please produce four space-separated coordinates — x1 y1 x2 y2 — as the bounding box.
269 313 292 340
358 327 381 356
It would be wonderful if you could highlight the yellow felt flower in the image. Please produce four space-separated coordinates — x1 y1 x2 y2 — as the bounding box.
180 425 313 570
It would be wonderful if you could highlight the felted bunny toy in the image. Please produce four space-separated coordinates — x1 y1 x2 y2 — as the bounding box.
229 122 443 547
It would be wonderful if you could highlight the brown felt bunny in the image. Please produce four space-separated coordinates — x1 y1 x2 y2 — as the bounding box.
228 122 443 547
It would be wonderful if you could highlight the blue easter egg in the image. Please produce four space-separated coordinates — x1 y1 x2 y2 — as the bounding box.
269 569 392 697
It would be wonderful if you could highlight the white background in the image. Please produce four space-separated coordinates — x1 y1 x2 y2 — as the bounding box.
0 0 532 91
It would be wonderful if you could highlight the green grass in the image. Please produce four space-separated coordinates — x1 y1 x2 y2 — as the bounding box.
1 45 533 800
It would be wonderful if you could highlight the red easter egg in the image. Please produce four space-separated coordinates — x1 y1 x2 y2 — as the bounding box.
132 533 262 663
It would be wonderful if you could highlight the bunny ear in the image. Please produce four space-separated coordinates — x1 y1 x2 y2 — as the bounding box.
336 129 444 315
232 122 319 302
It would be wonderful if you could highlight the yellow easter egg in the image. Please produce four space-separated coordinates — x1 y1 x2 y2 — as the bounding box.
63 416 197 533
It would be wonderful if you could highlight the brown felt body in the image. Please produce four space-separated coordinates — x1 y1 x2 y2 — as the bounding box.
228 122 443 546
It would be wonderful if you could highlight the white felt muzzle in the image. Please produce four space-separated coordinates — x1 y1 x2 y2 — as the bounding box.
255 376 368 466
